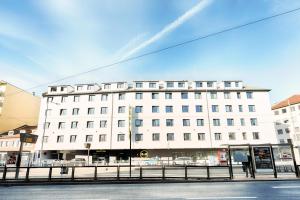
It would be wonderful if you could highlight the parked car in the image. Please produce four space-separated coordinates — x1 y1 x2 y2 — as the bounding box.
172 157 193 165
70 158 86 166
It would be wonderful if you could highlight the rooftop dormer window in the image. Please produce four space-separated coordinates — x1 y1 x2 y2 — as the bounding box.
136 82 143 88
207 81 213 87
166 82 174 88
61 87 66 92
224 82 231 87
77 86 83 91
196 82 203 88
117 83 124 88
87 85 94 90
178 82 185 88
235 82 239 87
104 84 110 89
50 87 57 92
149 82 156 88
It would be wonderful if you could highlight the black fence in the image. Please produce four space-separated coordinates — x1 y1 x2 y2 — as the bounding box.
0 165 231 182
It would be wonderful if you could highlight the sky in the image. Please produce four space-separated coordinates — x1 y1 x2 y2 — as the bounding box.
0 0 300 103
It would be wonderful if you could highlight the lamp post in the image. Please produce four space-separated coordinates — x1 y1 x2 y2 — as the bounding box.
84 142 91 165
128 106 132 177
39 97 59 166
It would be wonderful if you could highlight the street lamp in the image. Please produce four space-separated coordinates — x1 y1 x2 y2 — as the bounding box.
84 142 91 165
39 98 60 166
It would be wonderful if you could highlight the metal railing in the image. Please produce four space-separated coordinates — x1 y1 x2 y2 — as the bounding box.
0 165 231 182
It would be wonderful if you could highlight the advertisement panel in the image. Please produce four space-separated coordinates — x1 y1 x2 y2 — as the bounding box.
253 146 273 170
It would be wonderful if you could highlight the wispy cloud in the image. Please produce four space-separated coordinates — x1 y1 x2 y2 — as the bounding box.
121 0 213 59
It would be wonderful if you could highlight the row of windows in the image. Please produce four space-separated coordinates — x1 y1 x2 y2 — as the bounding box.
274 105 300 115
47 91 254 103
47 104 256 117
45 118 258 129
50 131 260 144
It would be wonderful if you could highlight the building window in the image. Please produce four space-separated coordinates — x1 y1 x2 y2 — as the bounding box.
183 119 190 126
167 133 174 141
166 119 174 127
152 119 160 127
101 107 108 114
86 135 93 142
253 132 259 140
285 128 290 133
44 122 50 129
77 86 83 91
248 105 256 112
152 106 159 113
71 121 78 129
135 133 143 141
196 105 203 112
118 120 125 127
229 132 236 140
237 92 241 99
135 119 143 127
61 96 67 103
69 135 76 143
151 93 159 100
104 84 110 89
101 94 108 101
246 92 253 99
43 136 49 143
197 119 204 126
235 82 239 87
135 82 143 88
239 105 243 112
135 93 143 100
72 108 79 115
291 106 296 112
165 93 172 99
181 92 188 99
178 82 185 88
195 92 201 99
47 97 54 102
198 133 205 141
135 106 143 113
240 118 245 126
165 106 173 113
214 133 221 140
118 106 125 113
210 92 217 99
87 85 94 90
212 105 219 112
225 105 232 112
50 87 57 92
242 132 247 140
60 109 67 116
277 129 283 135
149 82 156 88
279 139 285 144
282 108 287 114
184 133 191 141
207 81 213 87
167 82 174 88
57 135 64 143
74 96 80 102
46 109 52 116
119 93 125 100
88 108 95 115
196 81 203 87
224 82 231 87
117 134 125 141
88 95 95 102
87 121 94 128
227 119 234 126
182 105 189 113
250 118 258 126
117 83 124 88
152 133 160 141
99 134 106 142
58 122 66 129
213 119 220 126
224 92 231 99
100 120 107 128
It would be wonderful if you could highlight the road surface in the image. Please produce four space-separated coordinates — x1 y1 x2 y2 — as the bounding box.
1 180 300 200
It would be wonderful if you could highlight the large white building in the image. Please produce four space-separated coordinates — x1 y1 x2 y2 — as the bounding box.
272 95 300 162
35 80 276 164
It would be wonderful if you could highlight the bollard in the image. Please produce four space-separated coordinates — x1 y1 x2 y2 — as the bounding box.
117 165 120 180
94 166 97 180
25 167 30 182
185 165 188 180
207 166 210 179
2 165 7 181
48 167 52 181
71 166 75 181
139 166 143 180
162 166 165 180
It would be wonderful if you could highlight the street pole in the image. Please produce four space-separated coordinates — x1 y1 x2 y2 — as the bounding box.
88 147 90 166
15 141 24 179
129 106 132 178
39 97 49 166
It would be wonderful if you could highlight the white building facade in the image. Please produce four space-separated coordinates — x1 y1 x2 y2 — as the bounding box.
35 80 276 163
272 95 300 162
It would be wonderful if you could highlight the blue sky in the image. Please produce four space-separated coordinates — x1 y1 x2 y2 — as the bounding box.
0 0 300 103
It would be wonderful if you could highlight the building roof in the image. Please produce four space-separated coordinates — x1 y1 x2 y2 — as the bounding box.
0 125 37 136
272 95 300 110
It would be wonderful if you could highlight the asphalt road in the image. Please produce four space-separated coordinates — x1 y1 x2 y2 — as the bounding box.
1 181 300 200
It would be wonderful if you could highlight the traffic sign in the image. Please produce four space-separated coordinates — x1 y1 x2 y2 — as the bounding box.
140 150 148 158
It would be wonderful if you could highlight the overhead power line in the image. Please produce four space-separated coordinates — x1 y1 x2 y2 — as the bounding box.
5 6 300 98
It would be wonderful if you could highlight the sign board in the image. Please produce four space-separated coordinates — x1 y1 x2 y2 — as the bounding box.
140 150 148 158
233 150 248 162
20 133 38 143
253 146 273 170
84 143 91 149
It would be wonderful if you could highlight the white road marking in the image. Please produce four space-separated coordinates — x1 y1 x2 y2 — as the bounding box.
186 198 256 200
272 186 300 189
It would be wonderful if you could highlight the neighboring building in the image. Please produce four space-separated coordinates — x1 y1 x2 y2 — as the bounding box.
35 80 276 164
0 80 41 132
272 95 300 162
0 125 37 165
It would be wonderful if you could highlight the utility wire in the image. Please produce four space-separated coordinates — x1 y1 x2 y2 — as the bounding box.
5 6 300 98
